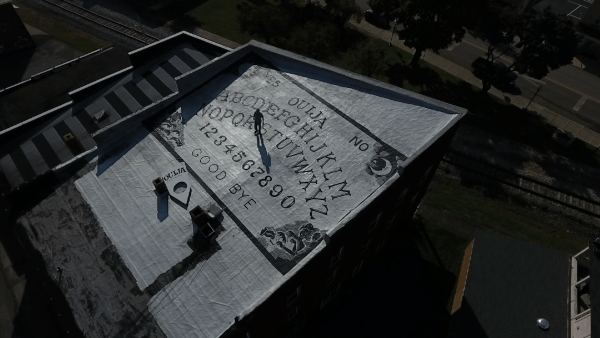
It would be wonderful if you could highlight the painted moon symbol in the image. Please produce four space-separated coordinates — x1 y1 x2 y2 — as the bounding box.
370 158 393 176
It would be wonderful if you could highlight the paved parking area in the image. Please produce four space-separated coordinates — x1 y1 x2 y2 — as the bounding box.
533 0 590 19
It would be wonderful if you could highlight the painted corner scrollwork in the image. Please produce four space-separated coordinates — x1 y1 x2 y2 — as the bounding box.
156 108 185 148
365 144 405 185
258 221 326 264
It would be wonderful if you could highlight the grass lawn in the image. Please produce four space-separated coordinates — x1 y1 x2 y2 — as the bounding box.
14 1 108 53
184 0 256 44
424 176 588 254
158 0 280 44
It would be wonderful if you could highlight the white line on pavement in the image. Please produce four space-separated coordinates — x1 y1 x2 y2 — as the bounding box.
447 42 460 51
567 4 582 16
573 96 588 111
567 0 589 8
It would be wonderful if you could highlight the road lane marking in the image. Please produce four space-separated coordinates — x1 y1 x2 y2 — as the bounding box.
544 77 600 105
447 42 460 51
567 1 588 8
573 96 588 111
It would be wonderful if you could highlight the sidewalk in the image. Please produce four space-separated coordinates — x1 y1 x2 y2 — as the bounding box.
351 20 600 149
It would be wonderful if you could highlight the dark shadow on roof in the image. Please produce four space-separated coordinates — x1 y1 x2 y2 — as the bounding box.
457 230 569 338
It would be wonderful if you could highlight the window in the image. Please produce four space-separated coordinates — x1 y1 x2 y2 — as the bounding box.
360 239 371 255
287 307 298 321
325 269 337 286
320 283 341 309
330 246 344 267
352 260 364 277
368 212 382 233
287 285 301 306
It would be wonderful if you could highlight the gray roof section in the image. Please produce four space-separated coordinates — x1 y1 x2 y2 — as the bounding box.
459 230 570 338
590 240 600 338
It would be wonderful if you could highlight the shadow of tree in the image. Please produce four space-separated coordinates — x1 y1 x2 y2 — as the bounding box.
385 63 443 91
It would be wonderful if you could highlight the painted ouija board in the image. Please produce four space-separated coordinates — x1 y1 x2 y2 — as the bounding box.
149 62 406 274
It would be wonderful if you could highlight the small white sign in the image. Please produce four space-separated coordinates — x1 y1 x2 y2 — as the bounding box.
162 162 191 204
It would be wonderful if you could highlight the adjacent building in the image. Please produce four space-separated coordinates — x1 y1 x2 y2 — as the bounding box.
450 230 598 338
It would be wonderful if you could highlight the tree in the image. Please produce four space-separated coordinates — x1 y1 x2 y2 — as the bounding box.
395 0 483 66
238 3 293 45
513 9 581 79
368 0 403 21
323 0 363 28
478 9 581 93
286 21 341 61
478 3 522 63
349 40 387 77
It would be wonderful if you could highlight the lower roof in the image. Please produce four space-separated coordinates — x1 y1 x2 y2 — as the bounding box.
459 230 570 338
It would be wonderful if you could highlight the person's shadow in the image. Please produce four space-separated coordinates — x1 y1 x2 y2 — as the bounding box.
257 133 271 174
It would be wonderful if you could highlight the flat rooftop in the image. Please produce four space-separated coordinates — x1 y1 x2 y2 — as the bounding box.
458 230 570 338
6 33 466 338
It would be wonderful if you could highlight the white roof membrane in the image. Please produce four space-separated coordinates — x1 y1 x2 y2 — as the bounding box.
74 54 461 338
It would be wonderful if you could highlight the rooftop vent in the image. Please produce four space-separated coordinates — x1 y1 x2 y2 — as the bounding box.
537 318 549 330
93 110 108 123
153 177 168 194
63 133 75 143
62 133 83 154
190 206 215 238
190 206 208 223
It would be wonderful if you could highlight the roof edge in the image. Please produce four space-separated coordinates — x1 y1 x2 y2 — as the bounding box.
128 31 232 68
246 40 468 118
68 66 134 103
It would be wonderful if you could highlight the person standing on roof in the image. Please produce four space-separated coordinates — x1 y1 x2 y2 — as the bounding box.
254 109 264 135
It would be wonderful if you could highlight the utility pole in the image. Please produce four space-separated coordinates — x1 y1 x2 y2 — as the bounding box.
389 19 398 46
526 84 543 110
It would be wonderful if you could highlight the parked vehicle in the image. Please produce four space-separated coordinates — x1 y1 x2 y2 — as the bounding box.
471 57 518 87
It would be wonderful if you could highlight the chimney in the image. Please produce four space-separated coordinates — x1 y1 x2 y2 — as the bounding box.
153 177 168 194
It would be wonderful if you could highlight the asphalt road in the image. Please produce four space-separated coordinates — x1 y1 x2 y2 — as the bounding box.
438 35 600 133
